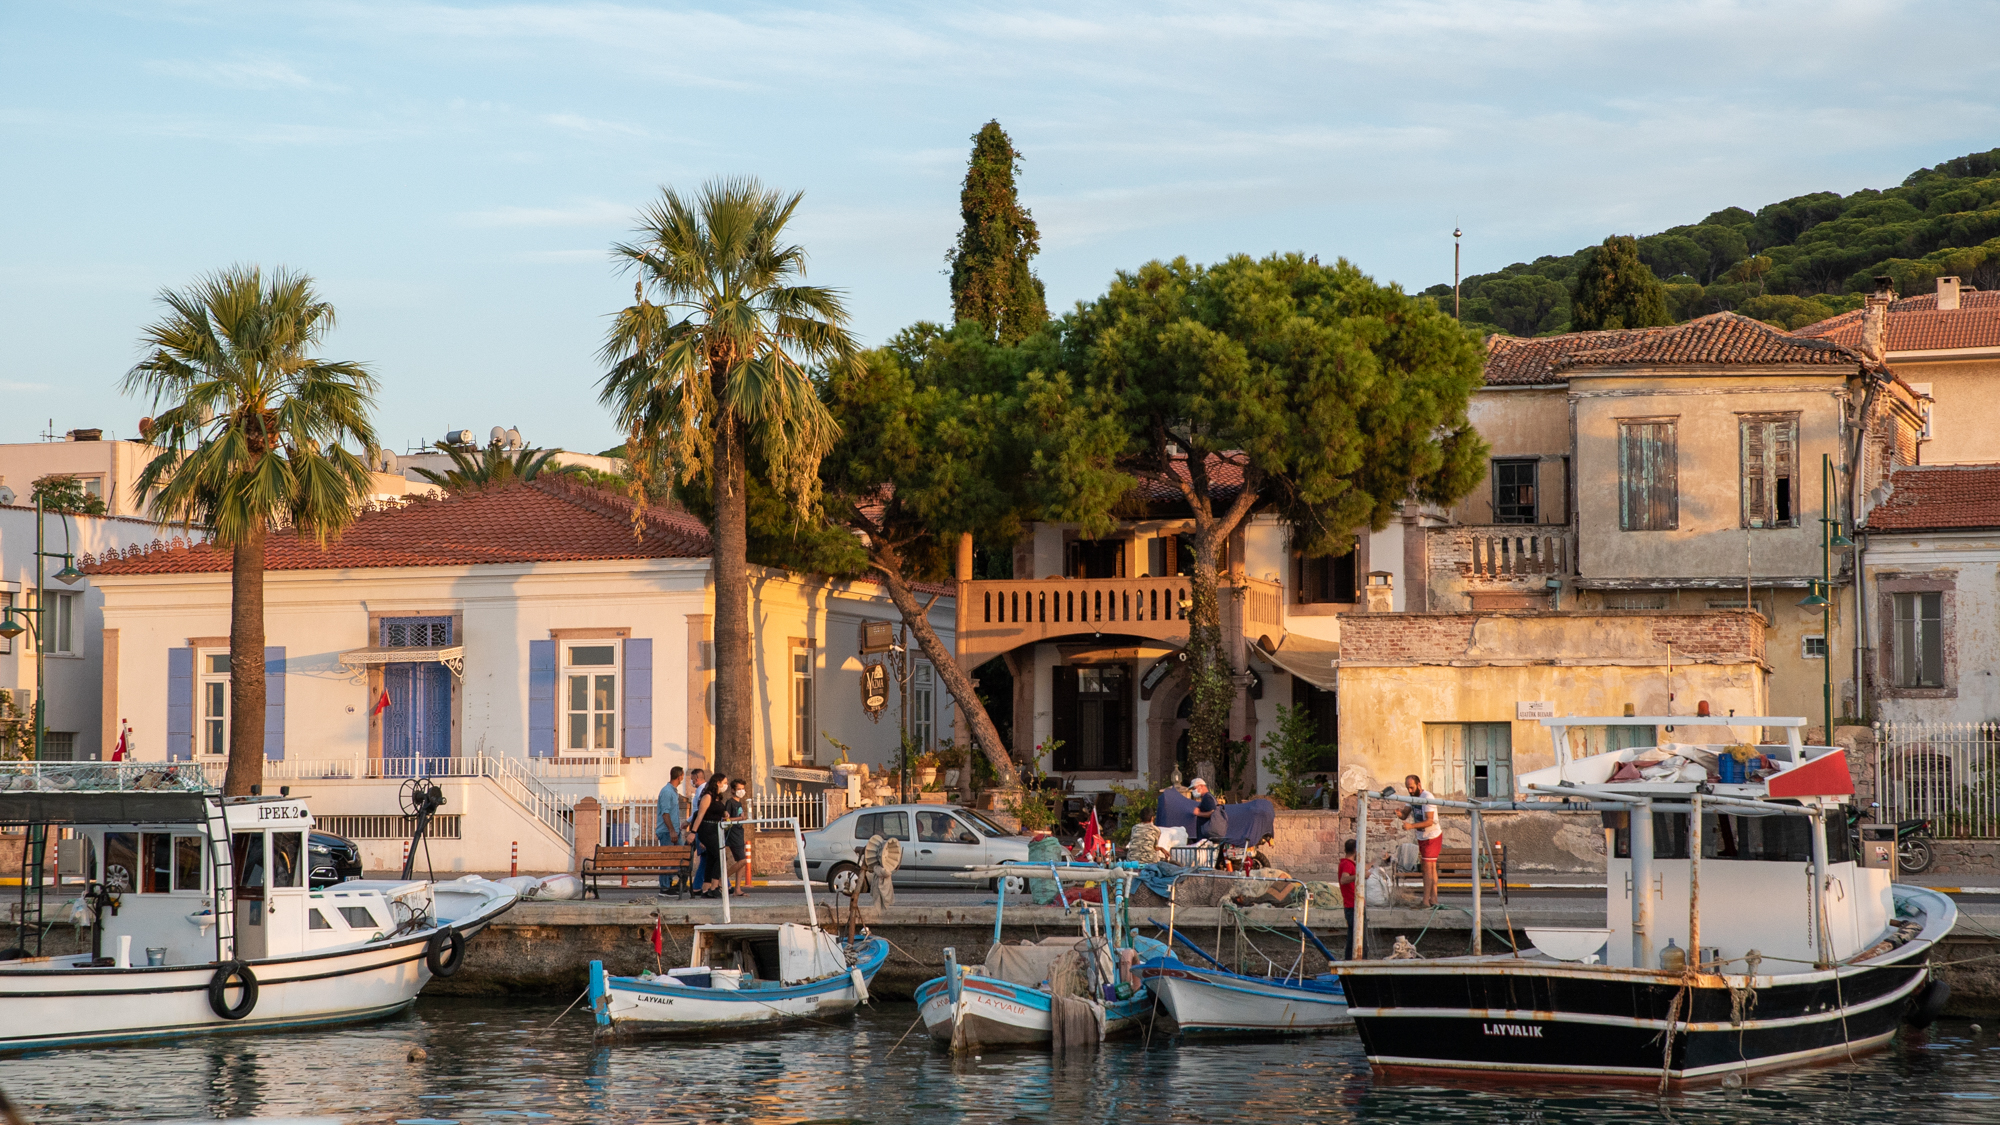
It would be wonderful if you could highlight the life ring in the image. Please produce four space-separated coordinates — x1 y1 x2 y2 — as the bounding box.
425 927 465 978
207 960 258 1021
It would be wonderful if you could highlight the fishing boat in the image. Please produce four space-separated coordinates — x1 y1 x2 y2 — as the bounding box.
1137 872 1351 1035
0 762 517 1053
916 863 1169 1050
1337 714 1958 1084
587 816 889 1036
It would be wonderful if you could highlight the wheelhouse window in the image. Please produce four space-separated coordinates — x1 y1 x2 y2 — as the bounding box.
1893 592 1944 688
200 652 230 757
1740 413 1799 528
566 644 618 753
1492 459 1538 524
1618 418 1678 531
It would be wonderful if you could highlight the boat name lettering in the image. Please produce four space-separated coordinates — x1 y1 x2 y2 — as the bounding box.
258 804 305 821
1482 1023 1544 1038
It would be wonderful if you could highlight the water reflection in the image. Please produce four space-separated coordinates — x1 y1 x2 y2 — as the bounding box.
0 1000 1993 1124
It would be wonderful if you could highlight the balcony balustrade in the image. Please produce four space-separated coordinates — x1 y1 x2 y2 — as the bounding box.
957 574 1281 666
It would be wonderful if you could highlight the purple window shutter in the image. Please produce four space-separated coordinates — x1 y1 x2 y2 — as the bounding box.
166 647 194 762
264 646 286 760
622 638 652 758
529 640 556 758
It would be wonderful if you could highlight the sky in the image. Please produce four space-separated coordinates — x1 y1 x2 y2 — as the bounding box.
3 1 1997 453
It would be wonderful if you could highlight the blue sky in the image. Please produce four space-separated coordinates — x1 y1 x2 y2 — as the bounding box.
3 1 1996 453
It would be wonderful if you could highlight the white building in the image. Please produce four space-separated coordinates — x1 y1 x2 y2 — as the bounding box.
1 504 175 759
1859 463 2000 724
84 478 955 872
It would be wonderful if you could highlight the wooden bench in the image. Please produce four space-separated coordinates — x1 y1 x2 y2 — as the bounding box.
582 845 695 898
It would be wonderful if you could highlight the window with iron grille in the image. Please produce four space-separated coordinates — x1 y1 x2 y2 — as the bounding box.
1739 413 1799 528
1492 459 1538 524
1618 419 1678 531
381 616 453 647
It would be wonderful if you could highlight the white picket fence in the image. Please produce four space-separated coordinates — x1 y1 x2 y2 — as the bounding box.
1877 721 2000 839
598 791 828 847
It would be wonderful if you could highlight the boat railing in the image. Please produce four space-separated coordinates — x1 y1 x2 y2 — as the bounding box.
0 760 212 793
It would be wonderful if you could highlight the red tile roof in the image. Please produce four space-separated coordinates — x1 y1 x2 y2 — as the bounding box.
1485 313 1865 386
82 478 712 575
1864 464 2000 532
1127 454 1247 505
1793 290 2000 353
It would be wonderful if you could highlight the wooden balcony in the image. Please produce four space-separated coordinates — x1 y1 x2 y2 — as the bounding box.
956 575 1282 666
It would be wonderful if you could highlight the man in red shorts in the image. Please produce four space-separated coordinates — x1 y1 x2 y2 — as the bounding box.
1404 773 1442 906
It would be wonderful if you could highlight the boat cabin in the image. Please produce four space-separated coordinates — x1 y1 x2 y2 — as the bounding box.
1520 715 1888 972
677 924 851 988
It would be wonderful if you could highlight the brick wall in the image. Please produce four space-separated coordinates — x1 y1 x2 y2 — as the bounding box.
1338 610 1766 666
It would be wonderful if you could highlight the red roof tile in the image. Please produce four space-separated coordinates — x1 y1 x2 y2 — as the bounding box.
1127 455 1246 505
1864 464 2000 532
1485 313 1864 386
82 478 712 575
1794 291 2000 353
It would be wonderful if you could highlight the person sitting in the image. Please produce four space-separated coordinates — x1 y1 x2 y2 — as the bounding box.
1125 807 1163 865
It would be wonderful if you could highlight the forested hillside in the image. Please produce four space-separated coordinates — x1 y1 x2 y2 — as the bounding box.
1425 147 2000 336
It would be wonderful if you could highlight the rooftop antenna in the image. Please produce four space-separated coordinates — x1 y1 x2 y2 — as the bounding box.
1453 226 1463 320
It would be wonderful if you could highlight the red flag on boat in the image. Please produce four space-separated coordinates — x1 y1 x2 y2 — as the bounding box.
651 917 665 956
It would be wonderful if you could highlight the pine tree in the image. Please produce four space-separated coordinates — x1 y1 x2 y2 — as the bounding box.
947 121 1048 345
1570 235 1673 330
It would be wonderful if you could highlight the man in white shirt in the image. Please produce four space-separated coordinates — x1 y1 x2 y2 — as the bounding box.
1404 773 1443 907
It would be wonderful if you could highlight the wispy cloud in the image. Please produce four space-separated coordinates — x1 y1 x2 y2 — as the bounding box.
144 55 323 91
537 113 649 138
458 200 633 227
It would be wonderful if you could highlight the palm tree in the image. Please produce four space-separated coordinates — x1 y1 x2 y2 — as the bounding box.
124 266 379 796
412 441 557 491
600 178 855 784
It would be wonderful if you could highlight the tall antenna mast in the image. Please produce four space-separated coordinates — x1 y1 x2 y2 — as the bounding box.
1453 228 1463 320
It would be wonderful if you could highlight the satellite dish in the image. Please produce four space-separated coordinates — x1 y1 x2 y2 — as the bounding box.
489 425 507 446
0 485 15 507
378 451 399 474
506 427 523 450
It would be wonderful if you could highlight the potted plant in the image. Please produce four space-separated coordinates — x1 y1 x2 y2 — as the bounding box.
915 750 942 790
934 740 968 789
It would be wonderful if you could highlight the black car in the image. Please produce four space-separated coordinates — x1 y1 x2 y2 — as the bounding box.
308 831 363 887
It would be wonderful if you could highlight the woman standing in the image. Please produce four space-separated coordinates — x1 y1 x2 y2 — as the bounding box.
724 779 750 892
689 774 729 898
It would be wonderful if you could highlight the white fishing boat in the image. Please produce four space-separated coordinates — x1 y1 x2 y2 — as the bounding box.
587 816 889 1037
1338 714 1959 1084
0 762 517 1053
1137 871 1351 1035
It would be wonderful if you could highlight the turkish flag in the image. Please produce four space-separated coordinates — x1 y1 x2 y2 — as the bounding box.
652 918 665 956
372 690 391 717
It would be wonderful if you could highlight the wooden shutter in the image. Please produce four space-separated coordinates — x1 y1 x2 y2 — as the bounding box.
1424 723 1464 799
1741 419 1768 527
622 638 652 758
1051 666 1079 772
1619 420 1678 531
529 639 556 758
263 647 285 761
166 647 194 762
1118 663 1136 773
1773 417 1797 524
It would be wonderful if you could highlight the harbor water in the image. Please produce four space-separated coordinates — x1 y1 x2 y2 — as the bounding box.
0 998 1994 1124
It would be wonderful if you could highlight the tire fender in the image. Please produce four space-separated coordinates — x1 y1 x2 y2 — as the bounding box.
207 960 258 1021
426 927 465 978
1906 975 1950 1028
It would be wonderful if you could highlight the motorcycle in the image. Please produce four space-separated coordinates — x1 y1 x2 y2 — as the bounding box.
1847 803 1937 874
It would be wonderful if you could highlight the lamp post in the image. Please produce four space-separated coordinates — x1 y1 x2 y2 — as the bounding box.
1798 453 1853 742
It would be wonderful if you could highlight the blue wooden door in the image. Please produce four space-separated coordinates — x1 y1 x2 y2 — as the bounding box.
383 662 451 775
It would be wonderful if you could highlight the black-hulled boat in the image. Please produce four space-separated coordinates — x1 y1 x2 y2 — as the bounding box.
1338 714 1957 1083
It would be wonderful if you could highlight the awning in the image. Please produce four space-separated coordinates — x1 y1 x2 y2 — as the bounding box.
0 789 211 826
1257 634 1340 691
770 765 833 785
338 645 465 680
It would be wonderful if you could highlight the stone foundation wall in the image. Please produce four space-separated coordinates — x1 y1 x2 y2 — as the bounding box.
1266 802 1607 876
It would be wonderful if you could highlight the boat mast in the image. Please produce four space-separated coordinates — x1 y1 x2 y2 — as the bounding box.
1630 798 1654 969
1688 793 1701 969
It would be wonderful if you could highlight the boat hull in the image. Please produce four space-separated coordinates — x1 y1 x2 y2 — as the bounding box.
913 974 1152 1049
1340 941 1935 1082
589 938 889 1036
0 893 514 1053
1139 961 1351 1035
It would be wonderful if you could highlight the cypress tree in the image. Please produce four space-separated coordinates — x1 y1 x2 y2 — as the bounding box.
947 121 1048 344
1570 235 1673 330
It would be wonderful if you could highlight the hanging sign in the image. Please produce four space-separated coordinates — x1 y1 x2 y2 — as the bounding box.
861 661 889 714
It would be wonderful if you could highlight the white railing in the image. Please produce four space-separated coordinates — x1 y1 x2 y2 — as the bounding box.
249 754 575 846
596 790 828 847
1877 721 2000 839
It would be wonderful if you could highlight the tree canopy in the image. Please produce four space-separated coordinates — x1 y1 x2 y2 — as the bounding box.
1569 236 1673 331
1067 253 1488 772
1433 146 2000 335
946 121 1048 346
412 441 557 491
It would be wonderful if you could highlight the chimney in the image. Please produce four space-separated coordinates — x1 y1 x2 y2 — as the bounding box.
1364 571 1395 613
1937 275 1961 311
1859 276 1895 366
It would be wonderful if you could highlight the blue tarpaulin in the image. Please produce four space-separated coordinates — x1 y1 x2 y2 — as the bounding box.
1218 797 1277 847
1156 788 1198 834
